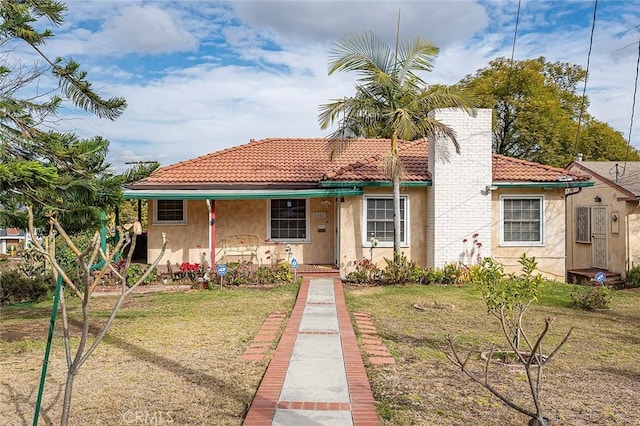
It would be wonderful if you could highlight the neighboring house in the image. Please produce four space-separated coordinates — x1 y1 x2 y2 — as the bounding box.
124 109 591 281
0 228 27 256
565 160 640 280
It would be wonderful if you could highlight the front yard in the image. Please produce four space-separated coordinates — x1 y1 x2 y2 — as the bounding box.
1 280 638 425
345 282 640 426
0 285 298 425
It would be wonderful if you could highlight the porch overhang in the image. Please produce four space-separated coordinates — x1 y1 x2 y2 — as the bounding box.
123 187 364 200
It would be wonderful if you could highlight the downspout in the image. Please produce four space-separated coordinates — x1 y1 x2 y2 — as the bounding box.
206 200 216 268
564 187 583 282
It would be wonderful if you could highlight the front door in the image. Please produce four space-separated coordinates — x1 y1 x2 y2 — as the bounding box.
591 206 608 269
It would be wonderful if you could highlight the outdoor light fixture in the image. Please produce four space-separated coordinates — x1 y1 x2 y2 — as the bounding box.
286 200 292 208
594 196 602 203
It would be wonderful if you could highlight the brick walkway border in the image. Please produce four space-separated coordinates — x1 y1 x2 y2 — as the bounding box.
353 313 395 365
243 277 380 425
241 311 288 361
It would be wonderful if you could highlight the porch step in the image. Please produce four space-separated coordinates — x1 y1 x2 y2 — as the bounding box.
567 269 625 288
296 264 340 278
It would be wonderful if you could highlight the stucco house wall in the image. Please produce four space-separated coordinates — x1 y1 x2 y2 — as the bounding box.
492 187 567 281
628 203 640 270
565 171 640 278
147 199 209 267
338 187 428 276
148 198 337 267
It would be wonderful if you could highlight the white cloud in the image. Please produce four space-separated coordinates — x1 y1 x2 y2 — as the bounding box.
38 0 640 171
49 3 198 56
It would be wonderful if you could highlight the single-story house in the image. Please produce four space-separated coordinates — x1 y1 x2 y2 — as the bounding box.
565 160 640 280
0 228 27 256
124 108 592 281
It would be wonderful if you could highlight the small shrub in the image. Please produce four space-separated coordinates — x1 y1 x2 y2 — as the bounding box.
442 262 470 286
225 261 256 286
346 258 381 283
220 261 298 286
571 285 612 310
0 269 52 305
423 267 447 284
625 265 640 288
272 261 296 284
382 252 419 285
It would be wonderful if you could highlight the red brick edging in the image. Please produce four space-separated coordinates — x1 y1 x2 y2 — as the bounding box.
353 313 395 365
241 311 288 361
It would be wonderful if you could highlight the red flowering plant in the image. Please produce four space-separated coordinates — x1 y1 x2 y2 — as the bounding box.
346 258 381 283
461 233 483 267
173 262 202 283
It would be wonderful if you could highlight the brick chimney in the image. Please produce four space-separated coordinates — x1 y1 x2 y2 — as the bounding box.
426 108 493 268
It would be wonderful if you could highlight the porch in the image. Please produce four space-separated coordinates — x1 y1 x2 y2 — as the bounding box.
567 268 625 288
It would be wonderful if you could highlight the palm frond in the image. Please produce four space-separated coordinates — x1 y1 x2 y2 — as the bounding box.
396 37 439 84
329 31 395 76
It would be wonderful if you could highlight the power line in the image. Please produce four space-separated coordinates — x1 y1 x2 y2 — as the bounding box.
573 0 598 155
622 35 640 178
505 0 522 97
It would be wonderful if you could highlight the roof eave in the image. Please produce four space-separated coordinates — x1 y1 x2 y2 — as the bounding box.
123 187 364 200
494 181 594 188
320 180 431 188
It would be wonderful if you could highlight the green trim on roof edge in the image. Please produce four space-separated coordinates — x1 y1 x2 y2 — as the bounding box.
320 181 431 188
494 181 594 188
123 188 364 200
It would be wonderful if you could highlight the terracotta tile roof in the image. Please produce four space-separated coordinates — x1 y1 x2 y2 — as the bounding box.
132 138 426 187
324 139 430 181
128 138 591 188
493 154 590 183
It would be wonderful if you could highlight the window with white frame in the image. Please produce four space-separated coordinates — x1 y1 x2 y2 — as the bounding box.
269 199 308 241
575 206 591 243
155 200 186 223
501 196 543 245
364 196 407 245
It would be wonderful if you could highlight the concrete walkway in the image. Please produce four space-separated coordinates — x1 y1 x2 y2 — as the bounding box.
243 277 381 426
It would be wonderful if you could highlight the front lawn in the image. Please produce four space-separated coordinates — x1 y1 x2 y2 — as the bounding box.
345 282 640 426
0 284 298 425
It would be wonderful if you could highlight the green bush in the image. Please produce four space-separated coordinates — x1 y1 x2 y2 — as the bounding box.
571 285 612 310
222 261 298 286
625 265 640 288
0 269 52 305
54 231 96 281
381 253 419 285
423 267 447 284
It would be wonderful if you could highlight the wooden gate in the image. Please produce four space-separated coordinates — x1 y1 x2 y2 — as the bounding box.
591 206 608 269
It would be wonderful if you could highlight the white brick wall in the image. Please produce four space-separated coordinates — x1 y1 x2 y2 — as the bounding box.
427 108 493 268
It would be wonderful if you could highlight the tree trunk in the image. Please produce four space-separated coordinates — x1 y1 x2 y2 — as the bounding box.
60 370 76 426
391 131 401 255
393 174 401 255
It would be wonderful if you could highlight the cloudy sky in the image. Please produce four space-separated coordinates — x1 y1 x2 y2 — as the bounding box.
17 0 640 169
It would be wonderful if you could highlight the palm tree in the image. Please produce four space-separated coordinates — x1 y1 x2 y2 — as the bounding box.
319 31 475 254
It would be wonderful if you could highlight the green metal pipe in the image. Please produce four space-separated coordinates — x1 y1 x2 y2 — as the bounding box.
33 275 63 426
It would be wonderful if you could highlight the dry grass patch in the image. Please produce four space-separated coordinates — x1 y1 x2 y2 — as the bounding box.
0 285 298 425
345 283 640 426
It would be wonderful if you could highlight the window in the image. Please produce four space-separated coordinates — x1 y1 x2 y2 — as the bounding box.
269 199 308 241
155 200 185 223
575 206 591 243
501 196 543 245
364 196 408 245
